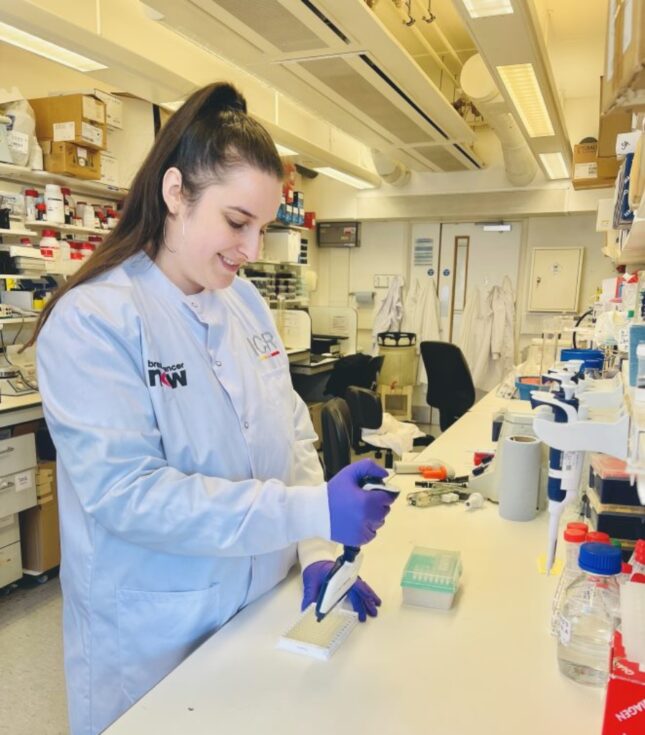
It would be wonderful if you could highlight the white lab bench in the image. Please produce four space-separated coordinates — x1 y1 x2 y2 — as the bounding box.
105 390 604 735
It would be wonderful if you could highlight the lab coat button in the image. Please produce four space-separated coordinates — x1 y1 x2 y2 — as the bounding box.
244 421 249 429
215 360 222 367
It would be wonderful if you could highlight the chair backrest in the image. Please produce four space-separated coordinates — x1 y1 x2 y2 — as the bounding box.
344 386 383 450
420 341 476 431
324 353 376 397
320 397 353 479
368 355 385 388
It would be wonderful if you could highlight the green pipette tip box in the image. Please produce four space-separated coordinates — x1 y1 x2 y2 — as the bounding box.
401 547 462 610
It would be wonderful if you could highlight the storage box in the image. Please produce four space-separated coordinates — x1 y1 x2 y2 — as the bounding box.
42 141 101 180
587 486 645 541
29 94 106 149
598 109 633 158
601 1 623 114
618 0 645 97
589 454 640 506
100 151 119 187
401 547 461 610
572 143 616 190
19 494 60 573
263 229 301 263
378 384 413 420
602 631 645 735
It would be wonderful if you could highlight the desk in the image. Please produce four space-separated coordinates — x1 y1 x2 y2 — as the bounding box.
289 356 339 376
106 394 604 735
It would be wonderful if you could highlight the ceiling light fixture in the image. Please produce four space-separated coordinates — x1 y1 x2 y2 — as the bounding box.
538 152 569 180
313 167 377 190
496 63 554 137
0 20 107 72
462 0 514 18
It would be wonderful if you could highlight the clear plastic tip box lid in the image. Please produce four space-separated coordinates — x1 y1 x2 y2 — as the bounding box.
401 547 462 610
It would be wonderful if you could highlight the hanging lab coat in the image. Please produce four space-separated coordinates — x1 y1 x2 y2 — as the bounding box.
36 253 334 735
402 277 442 384
371 274 404 353
459 279 515 392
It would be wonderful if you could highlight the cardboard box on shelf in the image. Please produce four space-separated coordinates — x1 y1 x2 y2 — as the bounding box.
601 1 624 113
572 143 616 190
19 494 60 573
29 94 106 150
100 151 119 187
618 0 645 96
598 109 633 158
42 141 101 180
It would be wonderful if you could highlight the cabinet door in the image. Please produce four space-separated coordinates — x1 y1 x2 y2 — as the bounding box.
528 247 583 312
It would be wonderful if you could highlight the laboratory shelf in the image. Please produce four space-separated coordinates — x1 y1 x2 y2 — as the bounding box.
616 196 645 265
0 227 38 238
25 221 109 237
0 162 128 199
268 222 311 232
0 317 38 327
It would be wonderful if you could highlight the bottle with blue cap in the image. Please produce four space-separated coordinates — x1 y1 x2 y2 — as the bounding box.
557 542 622 686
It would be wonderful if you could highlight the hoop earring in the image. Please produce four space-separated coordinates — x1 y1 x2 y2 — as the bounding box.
162 218 176 254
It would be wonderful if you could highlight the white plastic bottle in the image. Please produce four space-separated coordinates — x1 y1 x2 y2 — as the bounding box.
82 202 95 230
39 230 60 261
550 525 586 635
44 184 65 225
557 543 622 686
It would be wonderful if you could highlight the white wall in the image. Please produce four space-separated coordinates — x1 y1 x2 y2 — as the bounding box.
516 213 615 354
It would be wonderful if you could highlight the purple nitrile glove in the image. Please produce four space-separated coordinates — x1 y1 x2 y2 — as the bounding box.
301 560 382 622
327 459 394 547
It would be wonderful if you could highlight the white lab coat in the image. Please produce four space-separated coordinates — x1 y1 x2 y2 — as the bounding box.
371 275 404 353
459 279 515 391
36 253 334 735
402 277 442 384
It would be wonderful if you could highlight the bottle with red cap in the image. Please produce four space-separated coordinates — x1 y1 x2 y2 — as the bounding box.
557 542 622 686
550 525 587 635
39 230 59 261
586 530 611 544
629 539 645 581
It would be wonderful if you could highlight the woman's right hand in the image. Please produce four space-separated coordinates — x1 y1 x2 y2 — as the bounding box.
326 459 396 547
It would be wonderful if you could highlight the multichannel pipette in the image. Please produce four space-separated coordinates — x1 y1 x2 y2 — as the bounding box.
315 475 399 621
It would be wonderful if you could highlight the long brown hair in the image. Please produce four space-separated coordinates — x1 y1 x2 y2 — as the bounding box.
26 82 283 346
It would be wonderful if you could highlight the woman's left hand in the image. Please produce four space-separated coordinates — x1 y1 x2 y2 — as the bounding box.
300 560 382 622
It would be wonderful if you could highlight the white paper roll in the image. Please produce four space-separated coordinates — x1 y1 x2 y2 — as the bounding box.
498 434 541 522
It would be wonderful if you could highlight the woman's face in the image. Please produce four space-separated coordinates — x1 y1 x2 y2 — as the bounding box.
159 164 282 294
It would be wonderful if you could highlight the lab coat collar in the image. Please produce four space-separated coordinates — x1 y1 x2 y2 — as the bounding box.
126 252 223 324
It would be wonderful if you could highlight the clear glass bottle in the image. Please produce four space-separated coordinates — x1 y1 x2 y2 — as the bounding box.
550 526 586 635
557 543 622 686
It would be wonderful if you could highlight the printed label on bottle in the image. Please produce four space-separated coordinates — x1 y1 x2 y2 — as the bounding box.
559 615 571 645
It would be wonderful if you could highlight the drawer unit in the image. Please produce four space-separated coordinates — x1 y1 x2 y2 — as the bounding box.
0 434 38 518
0 513 19 549
0 541 22 588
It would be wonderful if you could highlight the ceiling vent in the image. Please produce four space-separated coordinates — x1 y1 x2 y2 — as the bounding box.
144 0 484 173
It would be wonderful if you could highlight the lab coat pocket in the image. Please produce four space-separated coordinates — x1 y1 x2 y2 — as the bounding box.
117 583 220 705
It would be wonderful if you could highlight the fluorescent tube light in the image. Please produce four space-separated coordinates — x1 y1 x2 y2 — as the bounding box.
275 143 298 156
482 223 512 232
462 0 514 18
0 21 107 72
313 167 376 190
496 63 554 137
539 152 569 180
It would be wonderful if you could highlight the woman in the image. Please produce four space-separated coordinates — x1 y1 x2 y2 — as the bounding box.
32 83 394 735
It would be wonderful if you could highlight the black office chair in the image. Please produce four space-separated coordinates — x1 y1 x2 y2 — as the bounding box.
324 353 382 398
420 341 475 432
320 397 353 480
344 386 433 468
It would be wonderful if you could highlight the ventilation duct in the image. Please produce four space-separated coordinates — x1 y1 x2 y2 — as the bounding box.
460 54 537 187
371 150 411 187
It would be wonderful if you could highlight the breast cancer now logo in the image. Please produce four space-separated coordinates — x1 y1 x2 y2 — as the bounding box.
147 360 187 389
